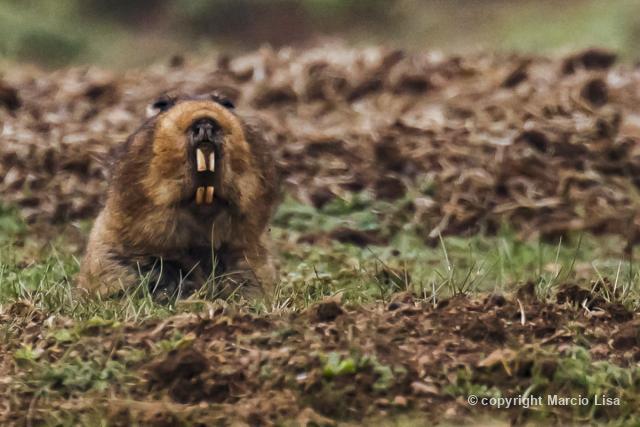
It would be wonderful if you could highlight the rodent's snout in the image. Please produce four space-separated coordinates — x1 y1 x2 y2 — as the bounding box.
189 118 221 145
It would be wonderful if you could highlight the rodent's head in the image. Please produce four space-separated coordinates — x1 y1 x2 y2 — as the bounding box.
117 93 266 216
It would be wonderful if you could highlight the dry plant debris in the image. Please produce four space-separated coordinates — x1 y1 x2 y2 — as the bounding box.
2 45 640 425
1 46 640 245
0 288 638 425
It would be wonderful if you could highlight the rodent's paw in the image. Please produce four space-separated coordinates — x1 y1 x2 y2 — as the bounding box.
143 259 200 303
214 270 264 301
149 277 201 304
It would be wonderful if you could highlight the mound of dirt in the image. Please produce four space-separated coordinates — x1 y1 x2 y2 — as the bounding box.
0 289 637 425
2 46 640 245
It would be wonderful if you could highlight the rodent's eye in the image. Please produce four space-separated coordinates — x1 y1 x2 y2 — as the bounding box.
211 94 235 110
151 97 175 112
146 95 176 118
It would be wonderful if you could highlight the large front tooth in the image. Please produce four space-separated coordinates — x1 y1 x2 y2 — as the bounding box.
196 186 205 205
196 149 206 172
205 186 214 204
209 152 215 172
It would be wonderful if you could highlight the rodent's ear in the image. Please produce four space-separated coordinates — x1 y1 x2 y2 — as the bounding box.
146 95 176 117
210 93 235 109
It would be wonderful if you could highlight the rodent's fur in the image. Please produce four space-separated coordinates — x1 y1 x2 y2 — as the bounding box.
78 94 279 301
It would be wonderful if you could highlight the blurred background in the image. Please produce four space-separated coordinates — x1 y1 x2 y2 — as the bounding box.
1 0 640 68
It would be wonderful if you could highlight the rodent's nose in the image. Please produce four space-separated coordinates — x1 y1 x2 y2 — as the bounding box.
190 118 220 144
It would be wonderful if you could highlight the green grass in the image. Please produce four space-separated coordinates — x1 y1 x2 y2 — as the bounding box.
1 196 640 321
0 0 186 68
2 197 640 424
447 346 640 423
2 0 640 69
273 195 640 309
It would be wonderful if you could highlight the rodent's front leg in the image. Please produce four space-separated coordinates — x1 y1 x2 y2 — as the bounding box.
214 238 276 301
137 257 201 302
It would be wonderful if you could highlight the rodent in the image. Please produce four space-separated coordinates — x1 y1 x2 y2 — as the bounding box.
78 93 279 302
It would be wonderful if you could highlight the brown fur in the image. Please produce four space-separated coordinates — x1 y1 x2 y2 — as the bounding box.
78 94 279 301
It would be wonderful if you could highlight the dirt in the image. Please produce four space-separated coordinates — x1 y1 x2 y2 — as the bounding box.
0 285 637 425
2 45 640 424
2 45 640 247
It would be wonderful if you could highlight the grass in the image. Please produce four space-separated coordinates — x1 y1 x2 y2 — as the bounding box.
274 194 640 309
446 346 640 422
2 196 640 424
396 0 640 59
2 0 640 69
1 195 640 320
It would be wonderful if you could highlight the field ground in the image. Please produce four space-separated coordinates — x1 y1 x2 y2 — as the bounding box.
3 1 640 68
1 204 640 425
2 45 640 425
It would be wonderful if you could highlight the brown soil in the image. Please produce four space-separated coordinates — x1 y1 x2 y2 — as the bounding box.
1 46 640 246
2 45 640 425
0 287 637 425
